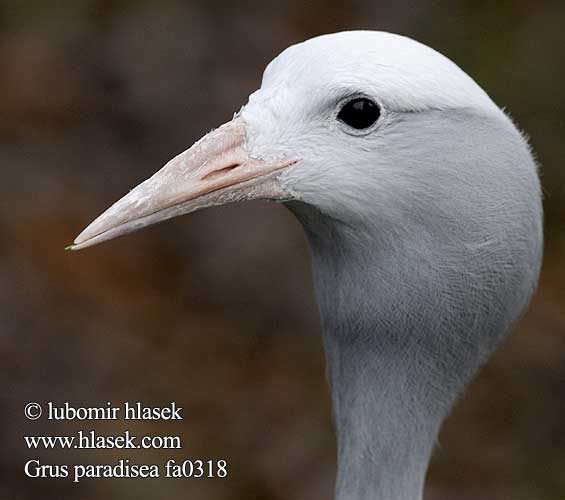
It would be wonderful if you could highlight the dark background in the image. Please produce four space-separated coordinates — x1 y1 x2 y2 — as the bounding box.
2 1 564 499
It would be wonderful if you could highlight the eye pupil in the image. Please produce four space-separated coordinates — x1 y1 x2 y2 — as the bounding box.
337 98 380 130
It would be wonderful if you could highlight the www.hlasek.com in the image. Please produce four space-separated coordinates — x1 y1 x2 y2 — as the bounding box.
23 402 228 483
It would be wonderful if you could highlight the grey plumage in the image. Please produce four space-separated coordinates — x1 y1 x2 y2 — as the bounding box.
289 107 541 500
72 31 543 500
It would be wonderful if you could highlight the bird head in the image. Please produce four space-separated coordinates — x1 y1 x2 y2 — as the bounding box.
69 32 543 500
70 30 540 291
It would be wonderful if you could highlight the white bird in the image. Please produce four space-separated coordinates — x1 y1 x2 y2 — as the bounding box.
71 31 543 500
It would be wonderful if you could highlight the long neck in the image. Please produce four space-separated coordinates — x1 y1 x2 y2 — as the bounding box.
289 205 522 500
323 333 440 500
317 262 448 500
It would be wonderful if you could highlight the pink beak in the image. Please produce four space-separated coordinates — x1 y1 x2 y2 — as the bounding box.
69 118 297 251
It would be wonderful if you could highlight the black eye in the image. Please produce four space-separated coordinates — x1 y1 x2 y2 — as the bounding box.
337 98 380 130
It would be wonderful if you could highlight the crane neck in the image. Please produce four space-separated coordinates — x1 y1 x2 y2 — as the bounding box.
323 333 438 500
288 204 498 500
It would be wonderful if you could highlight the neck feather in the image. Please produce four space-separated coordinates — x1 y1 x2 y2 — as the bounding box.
289 203 524 500
324 333 440 500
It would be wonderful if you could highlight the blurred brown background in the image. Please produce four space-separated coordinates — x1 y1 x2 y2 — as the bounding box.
1 1 564 499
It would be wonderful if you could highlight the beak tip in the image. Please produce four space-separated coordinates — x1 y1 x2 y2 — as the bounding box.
70 220 102 250
66 241 85 251
66 227 94 252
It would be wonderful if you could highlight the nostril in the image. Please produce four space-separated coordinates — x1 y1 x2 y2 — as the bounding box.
202 163 240 180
